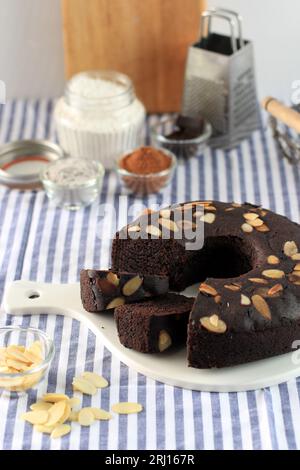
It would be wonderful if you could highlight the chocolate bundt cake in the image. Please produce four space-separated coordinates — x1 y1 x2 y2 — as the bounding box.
112 201 300 368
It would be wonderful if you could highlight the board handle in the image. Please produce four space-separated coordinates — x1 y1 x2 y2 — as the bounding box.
261 96 300 133
2 280 81 317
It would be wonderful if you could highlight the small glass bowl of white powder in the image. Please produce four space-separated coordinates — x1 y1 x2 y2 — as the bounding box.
41 158 105 210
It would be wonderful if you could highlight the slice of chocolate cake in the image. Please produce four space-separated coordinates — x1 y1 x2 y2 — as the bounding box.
80 269 169 313
114 293 195 353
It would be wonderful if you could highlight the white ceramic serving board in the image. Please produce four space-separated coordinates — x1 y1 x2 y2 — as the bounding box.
2 280 300 392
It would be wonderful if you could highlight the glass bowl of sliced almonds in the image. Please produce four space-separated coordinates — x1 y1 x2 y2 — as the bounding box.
0 326 54 394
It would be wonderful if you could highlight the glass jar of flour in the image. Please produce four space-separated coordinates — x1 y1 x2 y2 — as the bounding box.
54 71 146 169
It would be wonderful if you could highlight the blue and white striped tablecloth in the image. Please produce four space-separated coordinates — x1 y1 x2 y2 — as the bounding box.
0 99 300 450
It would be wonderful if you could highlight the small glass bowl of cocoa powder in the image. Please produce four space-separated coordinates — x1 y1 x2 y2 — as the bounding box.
117 146 176 196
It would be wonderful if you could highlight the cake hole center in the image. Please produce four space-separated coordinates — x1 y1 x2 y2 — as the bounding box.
183 236 254 286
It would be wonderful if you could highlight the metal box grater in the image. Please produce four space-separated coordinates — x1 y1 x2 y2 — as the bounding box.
182 8 260 150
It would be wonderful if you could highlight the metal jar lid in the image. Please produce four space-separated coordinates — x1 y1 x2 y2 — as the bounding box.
0 139 64 190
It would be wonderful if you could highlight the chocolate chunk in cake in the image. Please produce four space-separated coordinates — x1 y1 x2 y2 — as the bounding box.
114 293 194 353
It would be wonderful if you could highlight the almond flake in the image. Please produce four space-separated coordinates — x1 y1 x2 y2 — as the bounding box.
46 401 67 427
106 272 119 286
268 284 283 296
30 401 53 412
69 410 79 422
260 210 268 217
249 278 268 284
284 241 298 257
255 224 270 232
204 205 217 211
72 376 97 395
159 218 179 232
241 294 251 306
5 346 31 364
81 371 109 389
34 424 55 434
248 218 264 227
176 220 196 230
225 207 235 211
106 297 125 309
200 314 227 334
158 330 172 352
78 408 95 426
87 408 112 420
68 397 81 408
243 212 259 221
111 402 143 414
145 225 162 237
292 253 300 260
267 255 280 265
291 271 300 278
21 410 49 425
224 284 241 292
42 393 69 403
294 263 300 271
122 275 143 296
251 295 271 320
200 213 216 224
232 203 242 207
241 223 253 233
128 225 140 233
214 295 222 304
160 209 171 218
199 283 218 297
262 269 285 279
50 424 71 439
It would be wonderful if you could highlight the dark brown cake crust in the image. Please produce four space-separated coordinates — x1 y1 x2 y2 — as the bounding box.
114 293 194 353
80 269 169 313
112 200 300 368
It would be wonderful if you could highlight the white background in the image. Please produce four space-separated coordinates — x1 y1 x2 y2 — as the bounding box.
0 0 299 104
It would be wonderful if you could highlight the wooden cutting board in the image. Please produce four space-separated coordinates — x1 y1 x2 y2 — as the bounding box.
62 0 206 112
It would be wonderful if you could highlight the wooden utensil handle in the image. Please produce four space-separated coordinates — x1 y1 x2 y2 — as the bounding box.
261 96 300 133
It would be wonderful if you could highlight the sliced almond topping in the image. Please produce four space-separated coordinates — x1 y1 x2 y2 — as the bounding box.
42 393 69 403
59 402 71 424
255 223 270 232
122 275 143 296
158 330 172 352
294 263 300 271
21 410 49 425
111 402 143 414
176 220 196 230
224 284 241 292
72 376 97 395
5 346 31 364
248 218 264 227
160 209 171 219
260 210 268 217
268 283 283 296
81 371 109 389
284 241 298 257
145 225 162 237
200 212 216 224
291 271 300 278
46 401 67 427
68 397 81 408
106 272 119 286
241 294 251 306
159 218 179 232
200 314 227 334
78 408 95 426
204 205 217 211
225 207 235 211
50 424 71 439
232 202 242 207
214 295 222 304
267 255 280 265
262 269 285 279
241 223 253 233
106 297 125 309
243 212 259 221
292 253 300 260
128 225 141 233
199 283 218 297
249 278 268 284
251 295 271 320
69 410 79 422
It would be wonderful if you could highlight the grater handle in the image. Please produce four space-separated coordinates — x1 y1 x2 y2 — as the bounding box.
201 11 238 53
262 97 300 134
207 8 244 48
